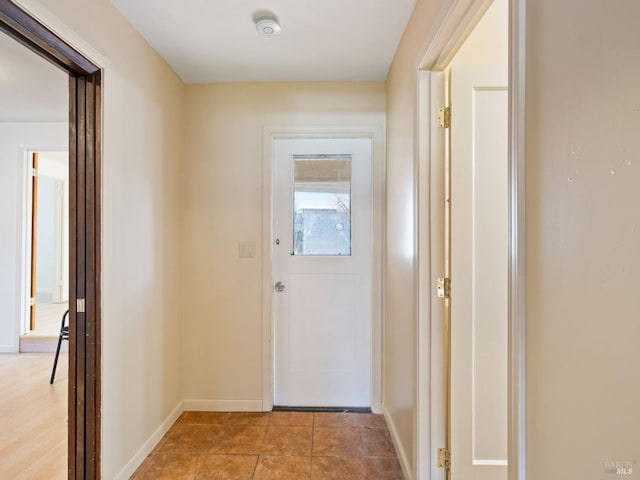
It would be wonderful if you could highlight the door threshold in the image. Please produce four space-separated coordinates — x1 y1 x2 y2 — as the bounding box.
272 406 372 413
19 336 66 353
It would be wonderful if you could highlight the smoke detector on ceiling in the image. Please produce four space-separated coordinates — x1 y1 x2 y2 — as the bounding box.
256 17 281 36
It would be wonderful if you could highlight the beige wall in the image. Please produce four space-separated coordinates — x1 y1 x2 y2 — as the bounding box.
26 0 185 478
526 1 640 478
181 82 385 406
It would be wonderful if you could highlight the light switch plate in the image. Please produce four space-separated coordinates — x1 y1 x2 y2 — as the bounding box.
238 241 256 258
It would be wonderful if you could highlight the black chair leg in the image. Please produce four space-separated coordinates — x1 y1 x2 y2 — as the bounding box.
50 310 69 384
50 333 63 384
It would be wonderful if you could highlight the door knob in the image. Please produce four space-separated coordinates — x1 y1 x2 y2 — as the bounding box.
274 281 285 292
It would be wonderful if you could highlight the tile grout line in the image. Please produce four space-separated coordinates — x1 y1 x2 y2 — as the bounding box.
252 411 271 479
358 420 366 471
309 412 315 479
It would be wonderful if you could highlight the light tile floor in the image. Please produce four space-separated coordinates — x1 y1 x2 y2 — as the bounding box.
132 411 405 479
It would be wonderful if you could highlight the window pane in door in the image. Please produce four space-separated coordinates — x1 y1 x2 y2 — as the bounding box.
293 155 351 256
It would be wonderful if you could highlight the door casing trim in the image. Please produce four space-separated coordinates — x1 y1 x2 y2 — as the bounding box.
262 126 385 414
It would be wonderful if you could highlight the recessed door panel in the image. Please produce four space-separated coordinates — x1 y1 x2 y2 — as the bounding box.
450 66 509 479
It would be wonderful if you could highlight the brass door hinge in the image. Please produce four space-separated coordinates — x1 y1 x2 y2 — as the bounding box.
77 298 86 313
438 107 451 128
438 447 451 470
437 277 451 299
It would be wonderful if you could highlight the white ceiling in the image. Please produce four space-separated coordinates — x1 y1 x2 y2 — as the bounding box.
0 32 68 122
110 0 416 83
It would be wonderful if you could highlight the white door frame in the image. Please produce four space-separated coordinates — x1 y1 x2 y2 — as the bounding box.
415 0 526 479
18 147 67 341
262 126 385 414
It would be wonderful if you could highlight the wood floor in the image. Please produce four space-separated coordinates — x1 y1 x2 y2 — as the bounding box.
133 411 405 479
0 353 67 479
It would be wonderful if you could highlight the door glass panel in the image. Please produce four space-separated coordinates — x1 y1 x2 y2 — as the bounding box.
293 155 351 256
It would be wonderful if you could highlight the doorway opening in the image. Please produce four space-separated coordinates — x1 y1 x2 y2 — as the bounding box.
20 151 71 352
443 3 509 478
415 0 525 478
0 1 102 478
0 27 69 477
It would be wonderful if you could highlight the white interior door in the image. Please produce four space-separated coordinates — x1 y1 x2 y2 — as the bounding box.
450 66 509 479
273 138 372 407
34 153 69 306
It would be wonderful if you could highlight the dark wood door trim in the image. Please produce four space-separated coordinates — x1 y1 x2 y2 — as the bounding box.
0 2 99 75
69 73 102 480
0 2 102 478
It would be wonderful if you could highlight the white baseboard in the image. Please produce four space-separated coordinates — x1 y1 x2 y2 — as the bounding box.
0 344 17 353
19 337 67 353
183 399 264 412
114 400 184 480
383 404 413 480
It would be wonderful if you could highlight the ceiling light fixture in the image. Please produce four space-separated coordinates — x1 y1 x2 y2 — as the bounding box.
256 16 281 36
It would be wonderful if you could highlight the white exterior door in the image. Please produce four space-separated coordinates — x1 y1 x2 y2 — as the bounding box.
450 66 509 479
273 138 372 407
